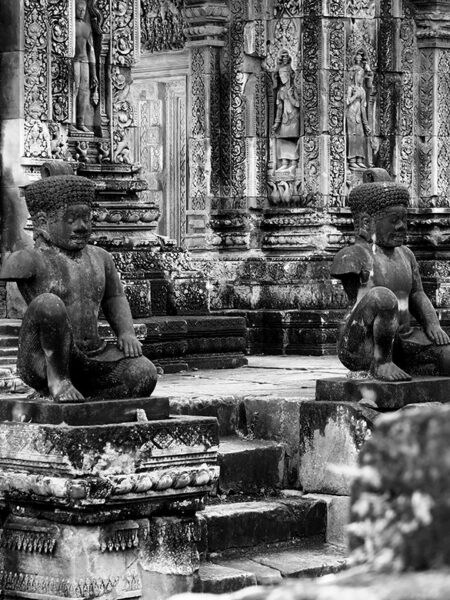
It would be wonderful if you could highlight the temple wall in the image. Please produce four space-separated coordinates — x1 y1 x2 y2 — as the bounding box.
1 0 450 351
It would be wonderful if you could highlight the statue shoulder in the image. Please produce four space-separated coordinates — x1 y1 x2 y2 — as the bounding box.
331 243 372 277
86 245 117 269
398 244 416 260
0 248 39 281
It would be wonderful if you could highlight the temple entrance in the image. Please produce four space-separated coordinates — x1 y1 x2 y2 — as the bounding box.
133 69 188 246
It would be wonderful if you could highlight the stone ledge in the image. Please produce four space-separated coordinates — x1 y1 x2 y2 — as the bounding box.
0 395 169 425
0 416 219 513
316 376 450 410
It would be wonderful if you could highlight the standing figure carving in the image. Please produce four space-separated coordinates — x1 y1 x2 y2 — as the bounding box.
73 0 99 132
271 50 300 174
346 64 371 170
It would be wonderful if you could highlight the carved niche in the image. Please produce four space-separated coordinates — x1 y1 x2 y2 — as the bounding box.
22 0 140 166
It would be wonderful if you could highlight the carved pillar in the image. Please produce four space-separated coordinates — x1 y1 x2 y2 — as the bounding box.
184 0 229 250
414 1 450 207
0 1 28 261
407 1 450 318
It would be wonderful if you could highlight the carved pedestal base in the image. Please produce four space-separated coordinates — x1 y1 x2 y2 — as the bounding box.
0 406 219 599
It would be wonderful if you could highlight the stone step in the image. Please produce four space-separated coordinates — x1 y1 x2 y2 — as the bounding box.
0 346 18 357
0 336 19 348
0 320 20 337
218 437 285 494
200 498 326 553
0 357 18 366
194 540 347 593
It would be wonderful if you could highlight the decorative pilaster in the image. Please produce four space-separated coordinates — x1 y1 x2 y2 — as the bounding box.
414 1 450 206
184 0 229 250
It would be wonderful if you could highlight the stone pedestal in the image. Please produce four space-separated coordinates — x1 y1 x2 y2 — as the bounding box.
316 376 450 410
0 399 219 599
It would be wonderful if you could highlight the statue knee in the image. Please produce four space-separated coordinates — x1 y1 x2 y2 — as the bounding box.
27 293 67 321
123 356 158 397
371 287 398 313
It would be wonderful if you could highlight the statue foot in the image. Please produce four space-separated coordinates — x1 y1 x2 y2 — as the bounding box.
370 361 412 382
76 124 91 133
50 379 85 403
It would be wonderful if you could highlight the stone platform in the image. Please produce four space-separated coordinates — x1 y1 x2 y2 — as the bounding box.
316 376 450 410
0 394 219 600
0 395 169 425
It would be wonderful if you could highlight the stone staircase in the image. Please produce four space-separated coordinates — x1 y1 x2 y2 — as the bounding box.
190 429 348 594
0 319 351 597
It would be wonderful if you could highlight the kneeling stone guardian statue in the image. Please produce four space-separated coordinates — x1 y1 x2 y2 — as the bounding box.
0 175 158 402
332 173 450 381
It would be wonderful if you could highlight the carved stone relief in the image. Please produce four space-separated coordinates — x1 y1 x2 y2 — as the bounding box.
141 0 186 53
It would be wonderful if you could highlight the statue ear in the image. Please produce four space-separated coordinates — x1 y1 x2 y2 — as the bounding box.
33 211 50 241
357 213 372 241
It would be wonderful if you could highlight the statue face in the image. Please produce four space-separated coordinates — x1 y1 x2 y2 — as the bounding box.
355 70 364 85
76 0 87 19
279 67 290 84
46 203 92 251
373 205 407 248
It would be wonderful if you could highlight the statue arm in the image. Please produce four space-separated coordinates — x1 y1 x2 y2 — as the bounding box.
87 32 96 65
408 250 450 345
100 251 143 357
360 90 371 134
336 273 360 305
272 97 283 131
0 250 36 281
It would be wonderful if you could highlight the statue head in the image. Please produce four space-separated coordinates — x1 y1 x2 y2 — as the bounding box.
277 50 294 85
25 175 94 251
348 181 410 247
350 65 365 86
76 0 87 20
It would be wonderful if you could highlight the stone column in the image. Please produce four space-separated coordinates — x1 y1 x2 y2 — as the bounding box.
414 1 450 206
409 0 450 322
184 0 229 250
0 0 32 318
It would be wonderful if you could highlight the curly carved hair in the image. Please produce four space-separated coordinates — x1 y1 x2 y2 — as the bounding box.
348 181 409 217
25 175 95 217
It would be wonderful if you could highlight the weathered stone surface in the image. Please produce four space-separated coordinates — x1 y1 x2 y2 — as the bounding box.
170 397 241 437
0 396 169 425
241 397 304 487
140 516 203 576
170 571 450 600
193 564 256 594
0 514 202 600
0 416 219 514
350 405 450 571
213 559 282 586
316 377 450 411
218 437 285 493
252 542 347 578
299 401 377 495
305 494 350 547
200 498 326 553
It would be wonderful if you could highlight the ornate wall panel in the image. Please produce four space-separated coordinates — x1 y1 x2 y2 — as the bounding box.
23 0 51 158
229 21 247 199
141 0 186 53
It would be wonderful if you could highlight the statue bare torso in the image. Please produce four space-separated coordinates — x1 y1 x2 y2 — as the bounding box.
15 245 118 352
